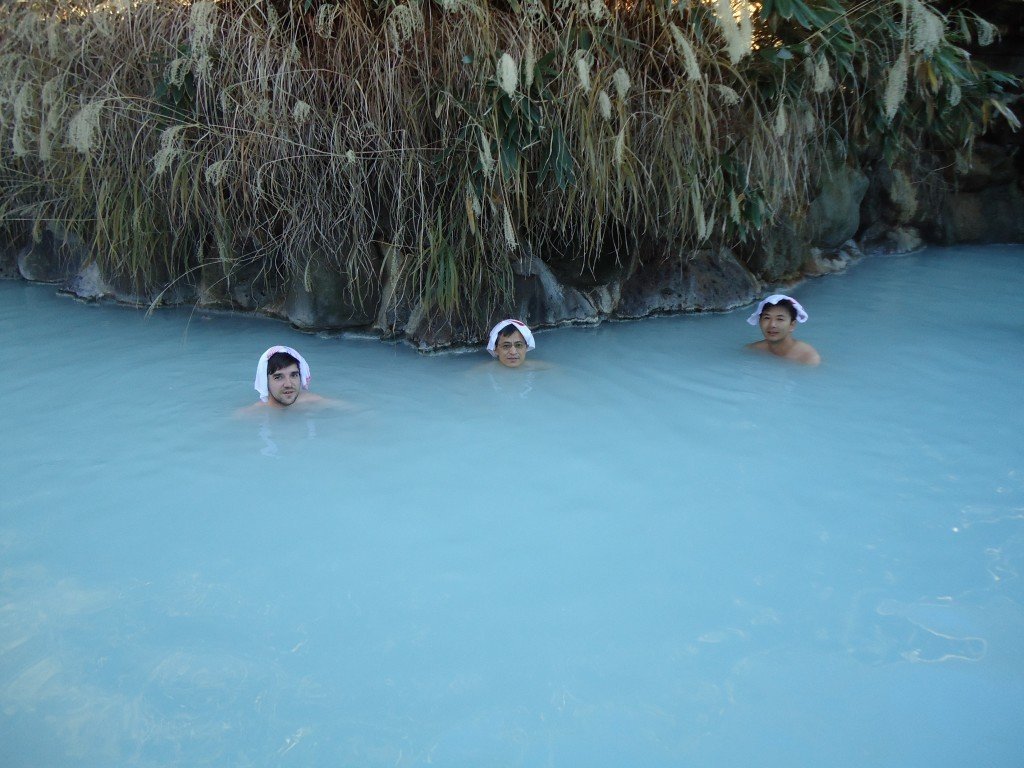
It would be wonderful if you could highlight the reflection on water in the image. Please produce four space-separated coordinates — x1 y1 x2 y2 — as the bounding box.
1 245 1023 768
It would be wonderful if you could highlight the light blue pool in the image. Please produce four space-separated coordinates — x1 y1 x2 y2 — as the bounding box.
2 245 1022 767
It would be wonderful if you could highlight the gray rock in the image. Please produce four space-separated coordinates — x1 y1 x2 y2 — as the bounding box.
0 242 21 280
951 142 1019 192
64 262 114 301
860 224 924 255
806 164 869 249
511 252 596 326
372 243 412 339
616 247 760 319
940 183 1024 244
286 255 382 330
16 227 88 283
737 219 807 279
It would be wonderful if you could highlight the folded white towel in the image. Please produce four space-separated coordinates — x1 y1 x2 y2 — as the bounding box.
487 319 536 356
254 346 311 401
747 294 808 325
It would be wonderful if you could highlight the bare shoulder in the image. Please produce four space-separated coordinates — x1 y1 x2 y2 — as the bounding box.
792 341 821 366
296 392 353 409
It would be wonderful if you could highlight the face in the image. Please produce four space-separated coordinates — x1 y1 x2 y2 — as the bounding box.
759 305 796 344
495 329 528 368
267 363 302 406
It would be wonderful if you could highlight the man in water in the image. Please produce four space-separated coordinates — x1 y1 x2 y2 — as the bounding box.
252 345 326 407
746 294 821 366
487 319 536 368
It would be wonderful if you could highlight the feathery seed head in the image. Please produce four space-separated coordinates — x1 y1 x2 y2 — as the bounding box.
947 80 961 107
13 83 34 159
315 3 343 38
691 185 707 240
194 55 213 82
613 125 626 168
292 100 312 125
266 4 280 34
68 101 103 156
204 159 232 187
574 51 592 93
713 84 740 106
598 90 612 121
909 1 944 56
883 51 909 122
153 124 186 175
812 55 833 93
976 19 997 47
46 21 61 59
773 103 787 136
189 1 217 58
525 37 536 90
478 129 495 177
498 54 518 98
715 0 752 65
613 68 631 101
388 4 424 48
670 23 701 81
503 206 518 250
166 57 190 88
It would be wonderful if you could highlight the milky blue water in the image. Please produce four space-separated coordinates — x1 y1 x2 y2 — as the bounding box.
1 245 1022 768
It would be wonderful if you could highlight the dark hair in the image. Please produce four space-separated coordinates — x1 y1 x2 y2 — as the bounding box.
267 351 300 376
763 300 797 322
497 322 523 339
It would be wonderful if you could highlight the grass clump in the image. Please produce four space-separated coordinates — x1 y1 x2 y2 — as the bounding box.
0 0 1018 336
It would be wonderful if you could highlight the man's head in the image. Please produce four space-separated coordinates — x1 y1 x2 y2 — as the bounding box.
495 325 528 368
254 346 310 406
487 319 536 368
758 301 797 343
266 351 302 406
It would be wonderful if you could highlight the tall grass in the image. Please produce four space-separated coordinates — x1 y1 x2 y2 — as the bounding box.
0 0 1017 336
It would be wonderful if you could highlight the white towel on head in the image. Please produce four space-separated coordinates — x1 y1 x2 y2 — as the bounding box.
487 319 536 356
747 294 808 325
254 346 311 401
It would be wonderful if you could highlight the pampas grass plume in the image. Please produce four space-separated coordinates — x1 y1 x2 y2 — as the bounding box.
478 129 495 177
575 51 592 93
68 101 102 156
773 104 787 136
613 68 631 101
525 37 536 90
498 53 518 97
503 205 518 249
670 23 701 81
909 0 944 56
613 125 626 168
884 51 909 122
714 84 740 105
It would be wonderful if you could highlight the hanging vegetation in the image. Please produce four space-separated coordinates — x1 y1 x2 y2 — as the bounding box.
0 0 1018 343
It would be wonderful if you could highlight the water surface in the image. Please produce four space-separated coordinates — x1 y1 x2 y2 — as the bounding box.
2 245 1023 767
